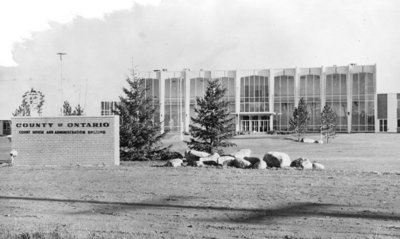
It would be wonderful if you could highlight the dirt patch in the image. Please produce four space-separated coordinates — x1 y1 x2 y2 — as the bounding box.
0 164 399 238
1 133 400 238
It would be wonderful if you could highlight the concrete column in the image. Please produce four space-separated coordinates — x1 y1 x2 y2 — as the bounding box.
234 70 243 132
347 65 352 133
184 70 191 133
158 71 165 133
269 69 275 131
294 67 300 105
374 64 379 133
320 66 326 111
0 121 3 135
234 70 240 115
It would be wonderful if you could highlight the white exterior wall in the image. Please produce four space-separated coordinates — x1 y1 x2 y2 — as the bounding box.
387 93 397 133
374 65 379 133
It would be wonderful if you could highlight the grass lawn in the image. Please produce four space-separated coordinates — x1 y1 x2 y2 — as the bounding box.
163 132 400 172
0 133 399 238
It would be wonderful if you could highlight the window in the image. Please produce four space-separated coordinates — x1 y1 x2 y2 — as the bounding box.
239 72 269 113
300 74 321 132
352 72 375 132
165 76 185 132
379 119 387 132
3 121 11 135
101 101 118 115
274 75 294 131
326 73 347 132
190 76 209 125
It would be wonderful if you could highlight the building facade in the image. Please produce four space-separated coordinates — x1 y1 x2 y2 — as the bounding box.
101 64 378 134
377 93 400 132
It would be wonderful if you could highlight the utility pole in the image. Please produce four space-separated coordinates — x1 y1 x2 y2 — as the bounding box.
57 52 67 116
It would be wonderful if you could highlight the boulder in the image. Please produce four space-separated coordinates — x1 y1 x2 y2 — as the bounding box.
315 140 324 144
217 156 235 165
222 158 236 168
252 160 267 169
193 161 204 167
185 150 210 165
290 157 313 170
165 158 183 167
233 158 251 169
162 151 184 161
200 153 219 164
302 138 316 143
313 162 325 170
302 158 313 170
290 158 303 168
230 149 251 159
263 152 291 168
244 157 261 165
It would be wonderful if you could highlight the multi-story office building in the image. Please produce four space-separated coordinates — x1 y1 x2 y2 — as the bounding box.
101 64 378 134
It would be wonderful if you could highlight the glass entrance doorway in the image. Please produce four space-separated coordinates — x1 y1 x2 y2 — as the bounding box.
379 119 387 132
240 115 270 132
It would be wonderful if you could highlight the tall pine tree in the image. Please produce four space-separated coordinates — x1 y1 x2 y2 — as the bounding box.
321 104 337 143
115 71 169 161
186 79 236 154
289 97 309 141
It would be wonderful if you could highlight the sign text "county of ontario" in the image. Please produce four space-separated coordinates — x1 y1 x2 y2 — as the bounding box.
15 122 110 128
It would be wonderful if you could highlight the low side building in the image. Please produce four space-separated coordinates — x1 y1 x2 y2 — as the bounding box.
0 119 11 136
377 93 400 132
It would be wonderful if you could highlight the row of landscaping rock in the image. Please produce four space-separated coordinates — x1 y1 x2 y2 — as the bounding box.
165 149 325 170
301 138 323 144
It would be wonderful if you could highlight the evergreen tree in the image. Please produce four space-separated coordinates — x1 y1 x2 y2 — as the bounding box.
289 97 309 141
72 104 84 116
321 104 337 143
12 100 30 117
63 101 85 116
186 79 236 154
63 101 72 116
115 71 169 161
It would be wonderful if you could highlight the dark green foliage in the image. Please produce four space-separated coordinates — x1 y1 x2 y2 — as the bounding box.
13 88 45 117
62 101 72 116
115 71 170 161
186 78 236 154
12 100 30 117
321 104 337 143
289 97 309 141
63 101 85 116
73 104 84 116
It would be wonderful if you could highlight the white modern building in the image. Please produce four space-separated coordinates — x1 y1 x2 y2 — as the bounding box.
100 64 378 134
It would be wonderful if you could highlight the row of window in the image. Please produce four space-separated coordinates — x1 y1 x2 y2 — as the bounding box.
101 99 379 132
102 72 375 132
135 74 374 102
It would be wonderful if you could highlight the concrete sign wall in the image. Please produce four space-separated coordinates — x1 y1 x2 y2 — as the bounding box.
11 116 119 166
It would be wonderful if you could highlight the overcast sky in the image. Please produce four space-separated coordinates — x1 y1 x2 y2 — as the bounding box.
0 0 399 97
